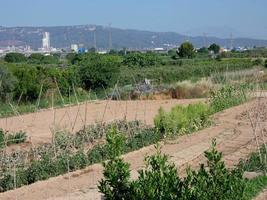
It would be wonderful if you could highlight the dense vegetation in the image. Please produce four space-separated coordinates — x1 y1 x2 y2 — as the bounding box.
99 133 258 200
154 103 211 136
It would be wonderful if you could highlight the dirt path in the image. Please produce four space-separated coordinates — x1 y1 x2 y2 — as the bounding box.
0 99 266 200
0 99 203 145
255 189 267 200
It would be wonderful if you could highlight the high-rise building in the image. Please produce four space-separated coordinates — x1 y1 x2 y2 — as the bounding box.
42 32 50 50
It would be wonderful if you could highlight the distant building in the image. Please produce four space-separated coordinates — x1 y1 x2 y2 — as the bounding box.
78 48 87 53
71 44 78 53
42 32 50 50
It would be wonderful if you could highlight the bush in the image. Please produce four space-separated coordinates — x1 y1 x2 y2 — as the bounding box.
99 139 246 200
0 66 17 101
252 58 264 66
123 52 160 67
12 66 42 101
4 53 27 63
28 53 59 64
154 103 211 136
177 42 195 58
210 84 248 113
78 54 121 89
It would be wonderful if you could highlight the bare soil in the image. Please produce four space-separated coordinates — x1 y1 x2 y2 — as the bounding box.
0 98 266 200
0 99 203 146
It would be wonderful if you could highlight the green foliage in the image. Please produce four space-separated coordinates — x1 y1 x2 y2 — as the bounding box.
154 103 211 136
252 58 264 66
198 47 209 54
98 127 132 200
119 58 253 85
65 53 77 64
239 144 267 173
177 42 195 58
28 53 59 64
134 145 182 200
12 66 42 101
243 176 267 200
185 139 246 200
4 53 27 63
208 43 221 54
0 129 27 148
209 84 248 113
0 66 17 101
99 139 246 200
265 59 267 68
0 122 161 192
123 52 160 67
78 53 121 89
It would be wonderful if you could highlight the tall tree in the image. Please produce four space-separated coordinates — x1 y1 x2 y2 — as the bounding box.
177 42 195 58
208 43 221 54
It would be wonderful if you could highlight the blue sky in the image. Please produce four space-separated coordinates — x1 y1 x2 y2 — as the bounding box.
0 0 266 39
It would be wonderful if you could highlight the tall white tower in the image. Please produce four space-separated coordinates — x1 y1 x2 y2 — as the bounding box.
42 32 50 50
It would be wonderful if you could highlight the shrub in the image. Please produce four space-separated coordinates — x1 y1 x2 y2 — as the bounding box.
184 140 245 200
177 42 195 58
252 58 264 66
0 66 17 102
123 52 160 67
4 53 27 63
133 145 183 200
154 103 211 136
99 139 246 200
239 144 267 173
78 54 121 89
210 84 248 113
12 66 42 101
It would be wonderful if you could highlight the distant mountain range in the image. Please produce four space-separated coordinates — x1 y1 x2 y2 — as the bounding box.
0 25 267 49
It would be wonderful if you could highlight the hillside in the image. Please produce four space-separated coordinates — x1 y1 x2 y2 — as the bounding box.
1 25 267 49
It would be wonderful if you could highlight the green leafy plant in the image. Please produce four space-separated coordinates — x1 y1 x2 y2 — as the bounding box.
99 138 247 200
209 84 248 113
154 103 211 136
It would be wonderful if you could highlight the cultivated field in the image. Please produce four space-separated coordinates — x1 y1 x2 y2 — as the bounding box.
0 99 203 145
0 98 266 200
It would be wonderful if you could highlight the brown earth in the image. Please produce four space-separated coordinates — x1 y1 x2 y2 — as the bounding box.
0 98 266 200
0 99 203 146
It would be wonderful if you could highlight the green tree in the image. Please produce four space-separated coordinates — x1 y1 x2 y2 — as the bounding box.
123 52 160 67
78 54 120 89
13 67 42 101
0 66 17 101
198 47 209 54
28 53 45 64
65 53 77 64
177 42 195 58
208 43 221 54
4 53 27 63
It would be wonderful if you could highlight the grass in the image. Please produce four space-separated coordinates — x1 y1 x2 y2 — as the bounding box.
154 103 211 136
0 129 27 147
244 176 267 200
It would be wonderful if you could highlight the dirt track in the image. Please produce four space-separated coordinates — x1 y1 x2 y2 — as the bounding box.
0 99 203 145
0 98 266 200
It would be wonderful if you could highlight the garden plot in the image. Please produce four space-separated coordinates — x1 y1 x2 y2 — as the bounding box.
0 98 266 200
